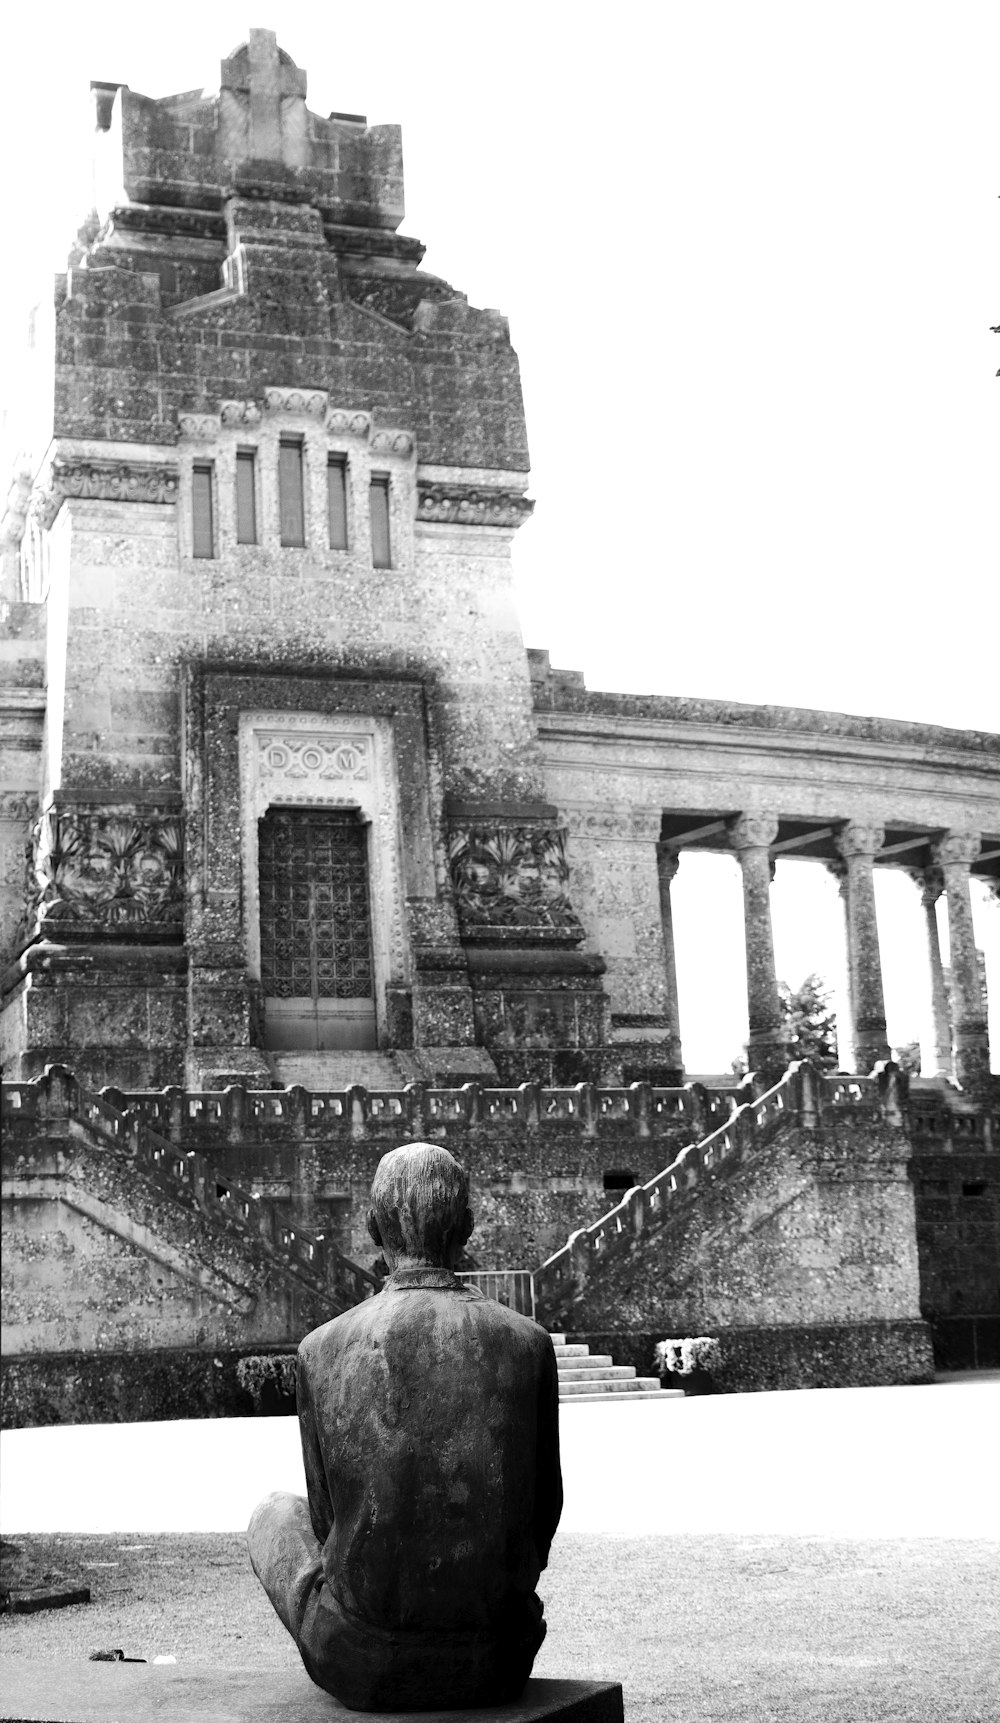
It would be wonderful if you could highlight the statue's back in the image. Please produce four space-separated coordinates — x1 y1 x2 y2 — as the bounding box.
297 1278 562 1635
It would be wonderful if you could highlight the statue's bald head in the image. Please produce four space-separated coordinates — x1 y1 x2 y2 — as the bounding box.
366 1142 474 1271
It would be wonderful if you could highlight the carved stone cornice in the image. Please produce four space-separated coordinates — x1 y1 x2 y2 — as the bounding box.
264 387 329 417
178 414 220 440
28 803 184 939
932 831 981 871
326 408 372 438
447 824 584 941
417 483 535 529
729 812 779 853
834 822 885 863
371 429 415 457
220 400 262 427
31 459 180 530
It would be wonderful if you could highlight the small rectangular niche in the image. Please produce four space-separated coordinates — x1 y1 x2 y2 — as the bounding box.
328 455 348 550
192 464 215 558
279 440 306 547
962 1182 987 1198
603 1169 636 1192
370 473 391 568
236 450 257 544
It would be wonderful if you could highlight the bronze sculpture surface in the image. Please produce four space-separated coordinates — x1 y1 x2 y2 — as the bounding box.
248 1141 562 1711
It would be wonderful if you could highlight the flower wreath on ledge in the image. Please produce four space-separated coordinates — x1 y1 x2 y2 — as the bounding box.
654 1336 721 1376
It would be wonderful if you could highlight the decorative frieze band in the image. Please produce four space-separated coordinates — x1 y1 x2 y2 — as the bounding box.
326 409 372 438
175 400 410 450
31 459 180 530
178 414 220 441
264 387 329 418
371 429 415 457
417 483 535 529
29 804 184 938
221 400 262 428
448 824 583 939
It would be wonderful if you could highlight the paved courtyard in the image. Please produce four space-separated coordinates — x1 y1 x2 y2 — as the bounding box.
3 1374 998 1538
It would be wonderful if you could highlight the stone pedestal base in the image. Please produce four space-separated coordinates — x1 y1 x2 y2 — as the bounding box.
0 944 188 1091
0 1665 624 1722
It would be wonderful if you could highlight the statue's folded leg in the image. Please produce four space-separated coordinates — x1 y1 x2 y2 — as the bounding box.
247 1490 324 1647
248 1491 547 1710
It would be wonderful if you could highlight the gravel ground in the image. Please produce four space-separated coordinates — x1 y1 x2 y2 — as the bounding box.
3 1532 999 1722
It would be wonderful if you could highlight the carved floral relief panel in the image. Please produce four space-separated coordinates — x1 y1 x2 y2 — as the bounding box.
448 826 583 939
30 806 184 936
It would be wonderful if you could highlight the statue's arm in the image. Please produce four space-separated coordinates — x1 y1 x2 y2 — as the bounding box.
532 1339 563 1569
296 1345 335 1546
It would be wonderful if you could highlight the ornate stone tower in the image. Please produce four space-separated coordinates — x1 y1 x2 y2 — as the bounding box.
0 30 610 1090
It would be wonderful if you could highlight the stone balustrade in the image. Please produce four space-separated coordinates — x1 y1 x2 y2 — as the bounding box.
2 1066 379 1309
531 1060 912 1324
1 1074 738 1147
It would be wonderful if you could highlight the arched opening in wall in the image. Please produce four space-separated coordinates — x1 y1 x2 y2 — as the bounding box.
670 850 747 1078
770 859 849 1069
258 806 377 1051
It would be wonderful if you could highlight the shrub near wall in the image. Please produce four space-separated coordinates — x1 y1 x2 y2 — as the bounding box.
566 1321 934 1393
0 1347 299 1429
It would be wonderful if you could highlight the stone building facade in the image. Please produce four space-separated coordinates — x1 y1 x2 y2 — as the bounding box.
1 34 998 1414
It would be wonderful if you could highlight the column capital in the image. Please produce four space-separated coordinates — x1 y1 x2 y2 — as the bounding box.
729 812 779 853
834 821 885 862
932 830 981 870
655 842 680 883
906 863 944 910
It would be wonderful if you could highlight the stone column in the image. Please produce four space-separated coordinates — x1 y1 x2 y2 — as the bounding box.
825 859 855 1070
729 813 789 1077
933 831 989 1088
654 843 684 1076
833 822 890 1072
907 865 951 1077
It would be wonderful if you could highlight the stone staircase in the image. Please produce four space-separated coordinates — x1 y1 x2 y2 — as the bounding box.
269 1051 409 1091
551 1333 675 1403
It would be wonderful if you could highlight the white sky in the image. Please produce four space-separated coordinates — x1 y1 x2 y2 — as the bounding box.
1 2 997 1071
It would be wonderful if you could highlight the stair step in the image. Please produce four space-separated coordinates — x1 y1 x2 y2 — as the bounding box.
560 1377 663 1397
563 1387 684 1403
551 1344 591 1358
557 1366 637 1382
271 1053 406 1091
556 1356 615 1371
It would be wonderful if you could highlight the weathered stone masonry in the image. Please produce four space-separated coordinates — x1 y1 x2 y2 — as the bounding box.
1 31 998 1419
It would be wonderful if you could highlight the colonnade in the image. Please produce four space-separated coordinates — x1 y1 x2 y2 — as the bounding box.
654 819 992 1087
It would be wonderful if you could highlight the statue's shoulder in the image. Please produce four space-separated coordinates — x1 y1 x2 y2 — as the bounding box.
299 1299 373 1363
473 1299 555 1350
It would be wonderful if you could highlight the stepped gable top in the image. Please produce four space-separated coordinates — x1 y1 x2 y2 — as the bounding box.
90 27 403 227
527 652 1000 759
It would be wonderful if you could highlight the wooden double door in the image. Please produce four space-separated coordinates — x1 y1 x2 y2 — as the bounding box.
258 806 378 1050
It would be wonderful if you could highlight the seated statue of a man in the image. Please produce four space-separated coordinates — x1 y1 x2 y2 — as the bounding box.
248 1141 563 1711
